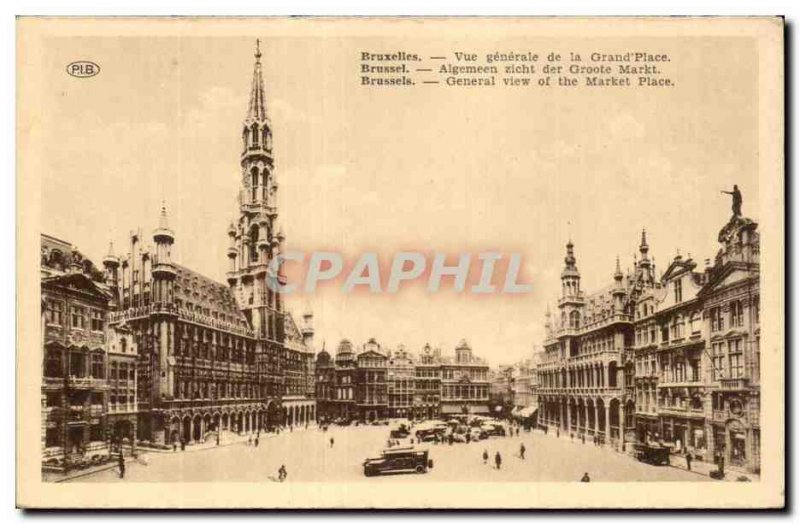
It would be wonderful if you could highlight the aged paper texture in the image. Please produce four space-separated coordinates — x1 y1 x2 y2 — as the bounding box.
16 16 784 508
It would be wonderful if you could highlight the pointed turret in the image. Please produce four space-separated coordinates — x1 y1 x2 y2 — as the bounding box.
153 203 175 245
246 39 269 123
103 241 119 267
639 229 649 259
612 256 626 312
560 239 581 296
102 240 121 293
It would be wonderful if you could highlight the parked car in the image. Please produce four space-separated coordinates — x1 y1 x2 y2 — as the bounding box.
390 422 411 439
481 423 506 437
633 443 671 466
415 421 448 442
469 427 488 441
363 447 433 477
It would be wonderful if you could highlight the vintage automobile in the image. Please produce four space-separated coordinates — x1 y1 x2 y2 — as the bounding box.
633 443 671 466
481 423 506 437
363 447 433 477
414 421 448 442
389 422 411 439
469 427 488 441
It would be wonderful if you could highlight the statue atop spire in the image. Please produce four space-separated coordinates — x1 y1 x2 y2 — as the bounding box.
721 184 743 217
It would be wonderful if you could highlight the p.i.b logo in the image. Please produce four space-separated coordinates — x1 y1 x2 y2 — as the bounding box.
66 60 100 78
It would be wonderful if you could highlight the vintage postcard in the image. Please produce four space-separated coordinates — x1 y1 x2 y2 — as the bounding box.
16 17 784 508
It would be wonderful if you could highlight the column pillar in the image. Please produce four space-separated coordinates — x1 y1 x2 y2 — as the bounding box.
132 420 138 456
706 422 715 466
618 402 625 452
566 400 572 433
604 404 610 446
584 403 589 435
595 402 601 439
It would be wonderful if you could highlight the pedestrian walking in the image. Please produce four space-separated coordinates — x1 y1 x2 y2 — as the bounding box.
556 428 560 438
278 464 287 482
495 451 502 470
255 436 260 447
482 450 489 465
330 437 335 448
172 441 177 452
685 450 692 471
520 443 526 460
248 436 252 446
118 453 126 479
581 434 586 444
581 472 590 482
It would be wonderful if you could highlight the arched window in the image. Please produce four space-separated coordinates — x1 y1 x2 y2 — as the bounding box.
242 127 249 151
251 123 259 146
569 310 581 329
44 348 63 378
251 168 259 202
250 227 259 263
49 250 64 270
608 362 618 388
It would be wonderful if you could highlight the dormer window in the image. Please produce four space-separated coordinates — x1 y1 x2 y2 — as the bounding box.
674 279 682 303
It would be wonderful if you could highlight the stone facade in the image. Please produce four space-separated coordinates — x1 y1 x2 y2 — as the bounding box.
52 43 317 452
41 234 113 471
315 340 490 421
537 208 761 473
538 235 653 448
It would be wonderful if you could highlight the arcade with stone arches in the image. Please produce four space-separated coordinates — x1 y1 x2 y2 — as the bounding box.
161 402 283 445
280 400 316 428
539 394 634 450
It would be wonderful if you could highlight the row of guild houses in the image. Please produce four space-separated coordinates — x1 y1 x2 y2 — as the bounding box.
39 43 317 472
315 339 491 422
536 198 761 473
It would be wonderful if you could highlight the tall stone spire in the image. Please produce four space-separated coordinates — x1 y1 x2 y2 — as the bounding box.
639 228 649 260
246 39 268 123
231 41 281 341
614 255 623 281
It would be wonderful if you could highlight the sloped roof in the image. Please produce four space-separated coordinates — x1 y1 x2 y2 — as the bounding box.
173 264 247 325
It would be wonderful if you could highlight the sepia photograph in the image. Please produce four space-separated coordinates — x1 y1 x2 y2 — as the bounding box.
15 16 784 509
